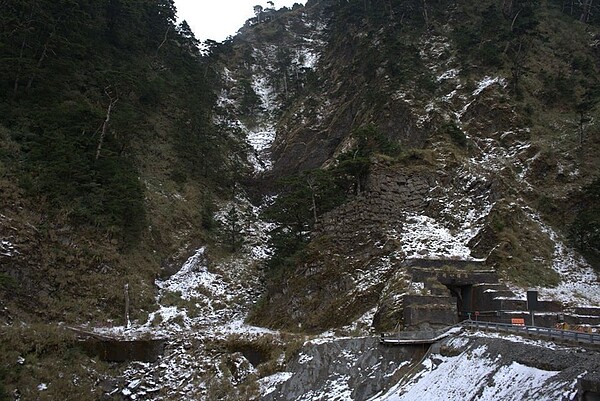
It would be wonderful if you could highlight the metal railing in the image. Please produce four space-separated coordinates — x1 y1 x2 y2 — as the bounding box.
463 320 600 346
380 325 464 345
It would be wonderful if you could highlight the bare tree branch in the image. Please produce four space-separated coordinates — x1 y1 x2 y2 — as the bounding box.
510 8 522 32
156 25 171 55
96 87 118 160
580 0 594 22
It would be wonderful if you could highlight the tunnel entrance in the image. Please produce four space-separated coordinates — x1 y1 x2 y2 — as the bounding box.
445 284 473 321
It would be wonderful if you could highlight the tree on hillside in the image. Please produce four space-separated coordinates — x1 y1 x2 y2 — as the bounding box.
580 0 595 22
177 20 200 54
0 0 227 248
575 90 598 147
224 205 242 251
254 5 264 22
263 168 348 271
570 178 600 268
335 125 400 194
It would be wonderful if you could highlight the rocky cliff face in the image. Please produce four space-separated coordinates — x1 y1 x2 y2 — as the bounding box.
262 337 426 401
263 331 600 401
217 0 600 332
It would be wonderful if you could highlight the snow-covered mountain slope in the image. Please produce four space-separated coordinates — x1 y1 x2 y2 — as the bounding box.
214 3 329 175
5 1 600 399
86 1 600 399
236 0 600 333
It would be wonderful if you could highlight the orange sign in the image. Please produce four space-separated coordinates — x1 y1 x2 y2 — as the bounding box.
511 318 525 326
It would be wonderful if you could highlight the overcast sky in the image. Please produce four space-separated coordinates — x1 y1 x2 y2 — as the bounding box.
174 0 308 42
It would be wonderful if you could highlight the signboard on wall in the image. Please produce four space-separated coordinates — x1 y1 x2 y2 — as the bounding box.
527 290 538 311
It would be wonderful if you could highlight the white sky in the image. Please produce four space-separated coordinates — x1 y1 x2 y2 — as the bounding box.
174 0 308 42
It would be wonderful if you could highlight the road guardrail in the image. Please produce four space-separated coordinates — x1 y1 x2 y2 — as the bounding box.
463 320 600 346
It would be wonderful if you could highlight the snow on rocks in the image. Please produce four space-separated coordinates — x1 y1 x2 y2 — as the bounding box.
214 193 275 262
259 372 294 396
339 306 378 335
409 33 463 126
395 214 475 260
215 58 279 174
467 130 534 187
156 248 225 301
264 337 415 401
0 239 17 257
472 76 508 97
293 47 320 69
387 169 493 261
373 344 562 401
436 68 460 82
419 35 452 62
247 125 276 154
138 194 272 332
526 211 600 306
215 8 328 177
87 188 284 400
296 375 354 401
353 253 399 294
0 213 18 257
252 75 279 114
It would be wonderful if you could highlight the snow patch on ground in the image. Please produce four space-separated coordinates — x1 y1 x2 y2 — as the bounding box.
374 344 562 401
395 214 475 259
380 160 494 261
156 248 225 300
527 211 600 306
473 76 507 96
464 330 566 350
0 239 17 257
293 48 320 69
259 372 294 396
